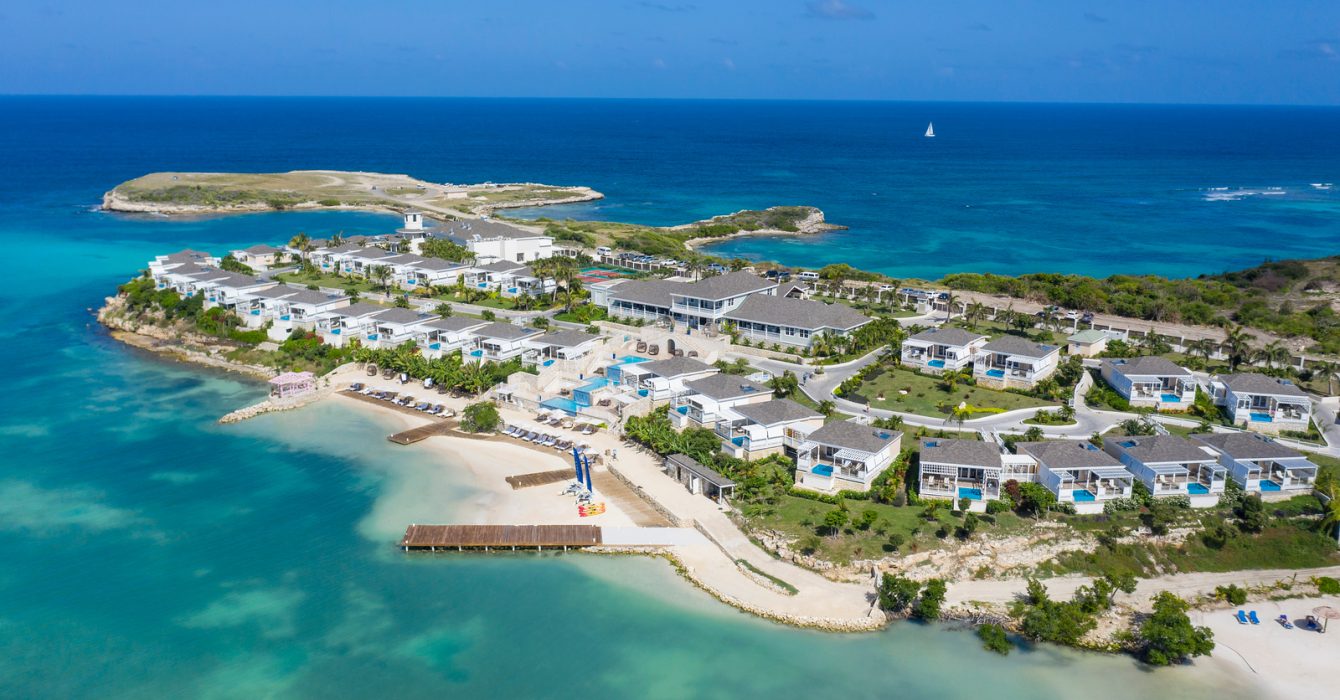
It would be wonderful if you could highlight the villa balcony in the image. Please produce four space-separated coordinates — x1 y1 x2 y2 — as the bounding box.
920 476 999 502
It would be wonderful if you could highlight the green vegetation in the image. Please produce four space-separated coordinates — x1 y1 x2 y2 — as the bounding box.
854 366 1055 419
941 256 1340 354
461 402 501 433
114 277 355 374
977 623 1012 655
218 254 255 275
1137 592 1215 665
350 344 521 396
736 559 798 595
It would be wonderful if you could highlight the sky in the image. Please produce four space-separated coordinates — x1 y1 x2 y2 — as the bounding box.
2 0 1339 104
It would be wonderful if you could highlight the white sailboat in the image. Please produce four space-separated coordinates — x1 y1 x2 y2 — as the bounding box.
924 122 935 138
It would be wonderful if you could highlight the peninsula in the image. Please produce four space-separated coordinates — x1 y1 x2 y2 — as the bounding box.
97 172 1340 697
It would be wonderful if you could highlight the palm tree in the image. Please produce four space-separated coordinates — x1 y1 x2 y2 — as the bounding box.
1319 484 1340 544
1222 323 1254 372
947 403 974 429
942 291 958 321
963 302 987 330
370 265 392 292
941 367 972 392
1311 360 1338 395
1259 340 1291 371
1186 338 1217 368
289 232 313 259
817 400 836 418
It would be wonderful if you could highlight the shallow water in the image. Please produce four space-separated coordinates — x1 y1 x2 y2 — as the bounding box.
0 97 1276 698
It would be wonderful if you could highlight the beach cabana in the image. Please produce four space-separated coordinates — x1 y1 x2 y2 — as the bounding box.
269 371 316 399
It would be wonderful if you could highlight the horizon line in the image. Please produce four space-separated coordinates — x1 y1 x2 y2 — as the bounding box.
2 93 1339 109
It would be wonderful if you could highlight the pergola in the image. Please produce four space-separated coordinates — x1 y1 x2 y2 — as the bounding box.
269 371 315 399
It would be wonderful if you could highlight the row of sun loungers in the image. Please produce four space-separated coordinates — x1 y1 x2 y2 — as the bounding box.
502 424 591 452
1237 610 1327 632
349 384 454 417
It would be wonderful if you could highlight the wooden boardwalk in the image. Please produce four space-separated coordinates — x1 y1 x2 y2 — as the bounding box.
400 524 603 550
505 469 576 490
388 422 455 445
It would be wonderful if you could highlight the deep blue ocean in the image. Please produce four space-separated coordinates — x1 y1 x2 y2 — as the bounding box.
0 96 1328 698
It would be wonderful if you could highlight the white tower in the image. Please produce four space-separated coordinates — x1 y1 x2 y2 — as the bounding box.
403 212 423 231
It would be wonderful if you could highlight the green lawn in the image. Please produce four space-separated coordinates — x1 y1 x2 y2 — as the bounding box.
744 494 1035 565
853 366 1055 419
274 271 378 294
947 319 1068 346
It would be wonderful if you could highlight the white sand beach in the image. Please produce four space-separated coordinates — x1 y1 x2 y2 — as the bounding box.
1194 596 1340 700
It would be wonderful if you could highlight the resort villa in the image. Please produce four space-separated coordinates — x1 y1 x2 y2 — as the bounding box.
715 398 822 460
1192 432 1319 497
627 357 719 401
669 373 773 430
149 249 220 276
1100 356 1197 409
471 322 544 362
229 244 285 270
1102 434 1227 506
419 317 490 358
527 330 605 363
663 453 736 502
241 286 351 339
792 420 902 494
442 219 554 264
900 328 988 374
362 308 441 349
723 294 872 350
1066 329 1114 358
463 260 556 298
316 302 395 347
1209 373 1313 434
973 336 1061 389
918 438 1038 511
602 271 777 328
194 271 276 311
1019 441 1134 514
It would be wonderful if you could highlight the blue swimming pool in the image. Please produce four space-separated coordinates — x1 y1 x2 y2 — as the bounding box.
986 369 1005 378
1160 393 1182 403
540 397 580 416
580 377 611 390
1259 480 1281 491
958 486 982 501
811 465 833 477
730 436 745 447
927 359 946 368
676 406 688 414
615 355 650 365
428 343 441 350
469 349 483 357
1071 489 1096 502
1187 483 1209 495
1250 412 1273 422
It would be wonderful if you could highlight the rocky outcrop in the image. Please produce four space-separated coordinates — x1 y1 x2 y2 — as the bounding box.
97 294 274 379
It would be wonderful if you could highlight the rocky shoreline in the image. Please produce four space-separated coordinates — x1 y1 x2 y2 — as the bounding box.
97 294 276 380
681 207 845 250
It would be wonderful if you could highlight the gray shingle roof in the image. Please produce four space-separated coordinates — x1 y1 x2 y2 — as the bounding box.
532 330 601 348
249 285 303 300
683 374 771 401
278 289 348 305
1107 435 1218 464
607 279 688 306
422 317 489 333
1192 432 1306 461
666 454 735 488
909 327 988 346
380 254 426 266
804 420 901 453
676 271 775 300
981 335 1057 359
724 295 870 331
474 260 529 273
1216 373 1309 398
411 258 468 271
475 322 543 341
731 399 821 426
370 308 438 325
1018 441 1123 470
240 244 282 255
920 438 1002 469
640 357 715 379
1103 356 1191 378
161 249 215 265
348 247 393 260
327 302 388 318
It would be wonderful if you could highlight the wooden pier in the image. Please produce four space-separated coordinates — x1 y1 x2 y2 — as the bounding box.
400 524 603 551
504 469 575 490
387 422 454 445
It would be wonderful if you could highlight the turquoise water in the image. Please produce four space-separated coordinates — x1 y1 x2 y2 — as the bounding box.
0 97 1268 698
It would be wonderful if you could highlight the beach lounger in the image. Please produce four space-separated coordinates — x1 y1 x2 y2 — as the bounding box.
1248 611 1260 625
581 426 595 435
636 341 647 352
542 435 557 447
504 425 519 436
525 431 541 442
1236 610 1249 625
1277 615 1293 629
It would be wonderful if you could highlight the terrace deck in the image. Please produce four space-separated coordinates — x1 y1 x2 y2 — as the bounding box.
399 524 603 550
